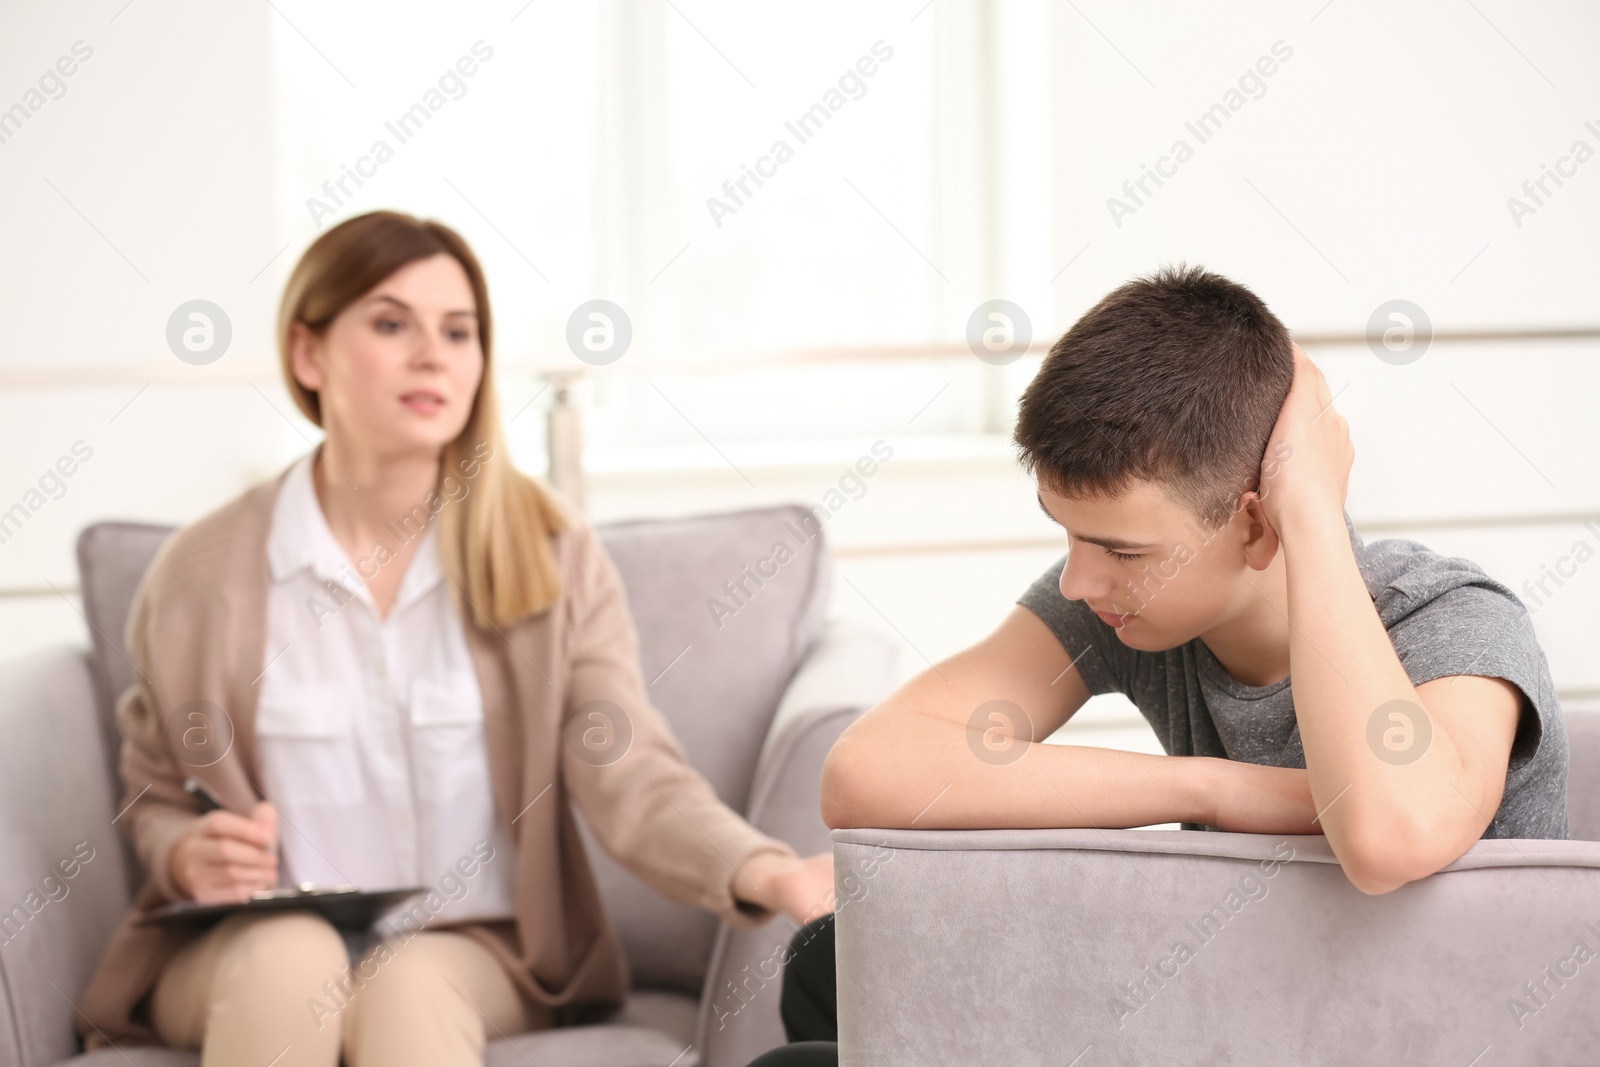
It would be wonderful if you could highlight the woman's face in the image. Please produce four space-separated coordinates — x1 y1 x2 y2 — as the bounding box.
292 252 484 458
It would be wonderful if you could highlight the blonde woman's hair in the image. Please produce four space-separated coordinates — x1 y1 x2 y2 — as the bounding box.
275 209 568 628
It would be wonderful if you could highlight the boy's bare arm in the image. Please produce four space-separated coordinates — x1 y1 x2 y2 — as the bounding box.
1261 345 1520 894
821 606 1322 835
1275 502 1518 891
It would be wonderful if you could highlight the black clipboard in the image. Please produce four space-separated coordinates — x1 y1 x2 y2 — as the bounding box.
140 884 426 929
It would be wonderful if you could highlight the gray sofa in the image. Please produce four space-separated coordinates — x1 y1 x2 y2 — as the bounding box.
832 703 1600 1065
0 504 902 1067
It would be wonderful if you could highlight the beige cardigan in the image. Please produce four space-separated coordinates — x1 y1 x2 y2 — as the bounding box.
77 462 797 1048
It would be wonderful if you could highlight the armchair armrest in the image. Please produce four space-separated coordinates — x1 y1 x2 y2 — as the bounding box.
695 619 903 1067
0 646 131 1067
831 827 1600 1066
749 619 906 810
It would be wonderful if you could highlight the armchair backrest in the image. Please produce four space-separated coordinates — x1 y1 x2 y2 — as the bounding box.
1562 701 1600 841
831 825 1600 1064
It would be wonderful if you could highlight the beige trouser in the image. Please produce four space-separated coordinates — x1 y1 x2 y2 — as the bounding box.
150 910 554 1067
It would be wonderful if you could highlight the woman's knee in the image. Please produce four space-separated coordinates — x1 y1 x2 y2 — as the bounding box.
212 910 349 994
340 932 533 1063
341 932 501 1027
346 933 454 1005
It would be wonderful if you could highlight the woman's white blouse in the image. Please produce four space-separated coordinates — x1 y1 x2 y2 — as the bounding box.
256 452 516 923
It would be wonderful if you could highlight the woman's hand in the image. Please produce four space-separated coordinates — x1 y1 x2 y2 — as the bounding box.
168 801 280 903
737 850 835 926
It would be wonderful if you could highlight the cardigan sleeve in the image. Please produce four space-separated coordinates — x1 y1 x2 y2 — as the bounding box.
558 517 799 927
115 686 201 903
111 546 207 904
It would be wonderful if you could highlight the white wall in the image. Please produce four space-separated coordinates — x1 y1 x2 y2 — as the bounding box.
0 0 282 651
0 1 1595 754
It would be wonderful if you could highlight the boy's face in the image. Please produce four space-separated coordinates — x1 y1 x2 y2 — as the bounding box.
1036 478 1265 651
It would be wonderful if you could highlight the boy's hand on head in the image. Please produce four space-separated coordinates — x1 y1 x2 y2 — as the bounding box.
1257 342 1354 533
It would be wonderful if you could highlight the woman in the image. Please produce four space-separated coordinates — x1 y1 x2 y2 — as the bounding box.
77 210 832 1066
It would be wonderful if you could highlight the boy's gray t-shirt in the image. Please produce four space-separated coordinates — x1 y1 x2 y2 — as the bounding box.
1016 509 1570 839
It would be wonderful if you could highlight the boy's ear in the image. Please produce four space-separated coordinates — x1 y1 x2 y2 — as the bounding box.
1236 491 1281 570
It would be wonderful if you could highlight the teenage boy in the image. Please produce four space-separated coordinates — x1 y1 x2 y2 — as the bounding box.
745 264 1568 1067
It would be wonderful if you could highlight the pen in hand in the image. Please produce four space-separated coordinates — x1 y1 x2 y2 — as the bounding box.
171 777 281 902
182 776 226 814
182 777 276 851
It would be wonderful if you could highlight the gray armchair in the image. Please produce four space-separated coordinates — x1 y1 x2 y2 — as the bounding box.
832 702 1600 1065
0 503 902 1067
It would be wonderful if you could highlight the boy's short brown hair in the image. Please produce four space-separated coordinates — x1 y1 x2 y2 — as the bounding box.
1013 263 1295 531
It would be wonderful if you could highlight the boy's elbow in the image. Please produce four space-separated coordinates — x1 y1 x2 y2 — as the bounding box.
1340 816 1458 896
1344 859 1413 896
820 736 873 830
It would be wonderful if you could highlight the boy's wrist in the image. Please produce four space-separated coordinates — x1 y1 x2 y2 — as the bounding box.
1187 756 1222 828
1272 495 1346 545
1194 758 1323 835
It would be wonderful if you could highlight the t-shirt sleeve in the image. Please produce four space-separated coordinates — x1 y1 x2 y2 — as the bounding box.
1383 580 1557 783
1015 553 1139 697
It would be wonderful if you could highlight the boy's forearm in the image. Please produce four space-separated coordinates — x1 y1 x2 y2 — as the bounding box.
822 713 1214 831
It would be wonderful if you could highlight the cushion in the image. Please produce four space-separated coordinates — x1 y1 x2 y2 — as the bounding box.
50 991 700 1067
